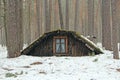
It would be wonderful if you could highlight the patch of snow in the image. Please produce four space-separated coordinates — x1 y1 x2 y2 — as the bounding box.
0 44 28 58
23 44 28 50
81 35 103 52
0 45 7 58
97 43 102 49
0 45 120 80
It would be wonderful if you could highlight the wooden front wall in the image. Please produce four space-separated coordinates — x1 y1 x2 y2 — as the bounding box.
29 34 92 56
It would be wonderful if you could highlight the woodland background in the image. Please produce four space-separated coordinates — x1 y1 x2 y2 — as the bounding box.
0 0 120 58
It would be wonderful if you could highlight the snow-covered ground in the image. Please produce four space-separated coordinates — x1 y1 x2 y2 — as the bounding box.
0 45 120 80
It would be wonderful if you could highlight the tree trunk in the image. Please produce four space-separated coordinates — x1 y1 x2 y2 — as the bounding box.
111 0 119 59
36 0 41 36
0 0 1 29
58 0 64 29
102 0 112 50
88 0 94 41
5 0 23 58
3 0 7 46
65 0 69 30
0 0 2 45
49 0 52 31
44 0 50 32
16 0 23 51
74 0 80 31
54 0 60 30
26 0 31 44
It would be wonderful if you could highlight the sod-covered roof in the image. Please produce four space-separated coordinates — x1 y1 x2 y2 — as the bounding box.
21 30 103 55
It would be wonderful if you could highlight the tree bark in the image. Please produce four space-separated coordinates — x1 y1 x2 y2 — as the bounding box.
102 0 112 50
27 0 31 44
36 0 41 36
0 0 2 45
3 0 7 46
111 0 119 59
58 0 64 29
49 0 52 31
54 0 60 29
74 0 80 31
0 0 1 29
5 0 23 58
44 0 50 32
65 0 69 30
16 0 23 51
88 0 94 41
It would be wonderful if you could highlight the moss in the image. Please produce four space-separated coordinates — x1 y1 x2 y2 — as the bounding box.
93 58 98 62
5 71 24 78
5 73 17 78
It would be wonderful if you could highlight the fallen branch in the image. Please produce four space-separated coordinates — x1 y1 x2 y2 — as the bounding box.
30 62 43 65
21 66 31 68
2 67 14 71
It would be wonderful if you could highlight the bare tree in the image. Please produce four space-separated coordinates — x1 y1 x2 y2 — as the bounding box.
49 0 52 30
74 0 80 31
27 0 31 44
36 0 41 36
111 0 119 59
94 0 102 43
5 0 23 58
58 0 64 29
0 0 2 45
0 0 1 29
65 0 69 30
22 0 32 45
16 0 23 51
88 0 94 41
102 0 112 50
44 0 50 32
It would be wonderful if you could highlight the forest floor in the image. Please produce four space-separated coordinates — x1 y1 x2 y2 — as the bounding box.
0 45 120 80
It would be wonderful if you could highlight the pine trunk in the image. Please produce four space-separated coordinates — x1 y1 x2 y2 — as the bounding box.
58 0 64 29
111 0 119 59
5 0 23 58
65 0 69 30
88 0 94 41
102 0 112 50
36 0 41 36
74 0 80 31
